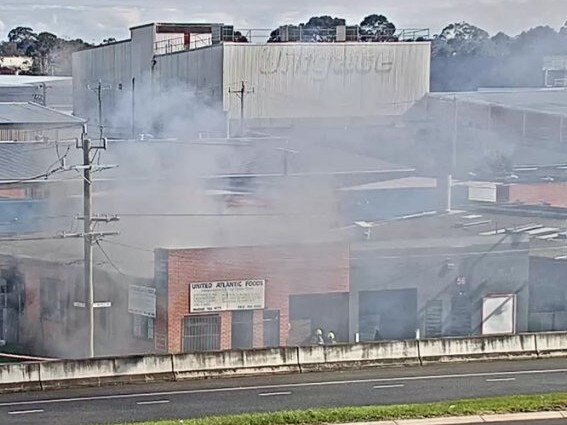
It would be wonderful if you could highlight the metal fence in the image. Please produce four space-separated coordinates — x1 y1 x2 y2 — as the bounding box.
153 27 430 55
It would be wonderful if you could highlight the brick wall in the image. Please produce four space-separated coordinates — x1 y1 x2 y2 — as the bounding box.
163 242 349 353
0 188 25 199
508 183 567 208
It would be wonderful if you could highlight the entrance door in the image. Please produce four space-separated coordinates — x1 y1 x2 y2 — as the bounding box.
231 310 253 349
263 310 280 347
358 289 418 341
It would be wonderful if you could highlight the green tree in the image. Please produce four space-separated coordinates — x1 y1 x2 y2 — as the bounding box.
35 32 58 74
359 14 396 40
7 26 37 55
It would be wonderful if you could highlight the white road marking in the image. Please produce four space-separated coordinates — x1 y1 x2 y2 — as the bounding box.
0 367 566 408
258 391 292 397
136 400 170 405
486 377 516 382
8 409 44 415
373 384 405 389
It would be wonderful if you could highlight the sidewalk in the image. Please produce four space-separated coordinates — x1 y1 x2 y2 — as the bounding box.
338 411 567 424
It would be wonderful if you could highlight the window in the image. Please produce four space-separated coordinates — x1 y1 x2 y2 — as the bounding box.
182 315 220 353
132 314 154 340
231 310 253 349
263 310 280 347
40 278 65 321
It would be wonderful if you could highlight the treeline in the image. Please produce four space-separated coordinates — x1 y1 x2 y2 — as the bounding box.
2 17 567 91
0 27 92 75
271 16 567 91
432 21 567 91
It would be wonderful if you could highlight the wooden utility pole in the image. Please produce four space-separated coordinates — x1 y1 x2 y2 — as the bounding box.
88 81 112 144
229 81 254 136
65 125 118 358
82 130 94 358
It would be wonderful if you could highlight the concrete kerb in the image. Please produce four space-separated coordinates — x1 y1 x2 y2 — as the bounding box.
0 361 42 393
337 411 567 424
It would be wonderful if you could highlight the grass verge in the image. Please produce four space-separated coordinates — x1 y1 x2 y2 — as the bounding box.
115 392 567 425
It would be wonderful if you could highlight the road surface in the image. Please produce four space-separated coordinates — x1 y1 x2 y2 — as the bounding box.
1 358 567 425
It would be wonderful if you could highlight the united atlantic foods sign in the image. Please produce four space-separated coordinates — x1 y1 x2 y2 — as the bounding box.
190 279 266 312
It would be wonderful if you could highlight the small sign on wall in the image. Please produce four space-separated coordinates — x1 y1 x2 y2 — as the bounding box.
190 280 266 313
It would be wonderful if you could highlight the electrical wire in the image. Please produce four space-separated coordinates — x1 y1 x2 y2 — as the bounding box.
95 241 126 276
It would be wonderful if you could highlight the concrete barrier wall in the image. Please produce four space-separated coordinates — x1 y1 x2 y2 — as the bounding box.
535 332 567 357
419 334 537 364
0 362 41 393
174 347 299 380
299 340 420 372
40 354 174 390
2 331 567 393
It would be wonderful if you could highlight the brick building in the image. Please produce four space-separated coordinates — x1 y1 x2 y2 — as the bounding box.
153 243 349 354
0 239 154 359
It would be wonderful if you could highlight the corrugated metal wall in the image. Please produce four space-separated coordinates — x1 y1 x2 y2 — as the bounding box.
72 41 133 136
73 39 430 134
222 42 430 125
153 45 224 100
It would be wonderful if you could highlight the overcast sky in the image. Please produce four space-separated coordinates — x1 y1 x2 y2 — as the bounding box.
1 0 566 43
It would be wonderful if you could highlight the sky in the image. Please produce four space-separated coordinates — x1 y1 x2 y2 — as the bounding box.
0 0 566 43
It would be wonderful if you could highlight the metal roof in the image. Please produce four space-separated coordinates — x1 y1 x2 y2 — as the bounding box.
0 102 84 126
0 141 81 181
428 88 567 117
0 76 71 87
340 176 437 192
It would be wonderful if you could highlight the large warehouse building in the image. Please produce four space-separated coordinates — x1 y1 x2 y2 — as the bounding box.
72 22 431 136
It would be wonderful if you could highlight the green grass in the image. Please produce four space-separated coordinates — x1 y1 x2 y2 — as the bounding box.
113 392 567 425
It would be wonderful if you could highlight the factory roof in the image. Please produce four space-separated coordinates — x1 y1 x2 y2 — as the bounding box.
0 76 71 87
428 88 567 117
340 176 437 192
0 102 84 126
348 205 567 259
0 141 81 181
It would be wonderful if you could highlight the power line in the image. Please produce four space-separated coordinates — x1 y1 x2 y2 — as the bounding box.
95 241 126 276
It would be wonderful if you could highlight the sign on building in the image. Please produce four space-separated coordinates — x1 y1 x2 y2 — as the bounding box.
128 285 156 318
481 294 516 335
190 280 265 313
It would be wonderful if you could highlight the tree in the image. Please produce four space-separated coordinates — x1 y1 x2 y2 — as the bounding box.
35 32 58 74
7 26 37 55
304 16 346 29
359 14 396 40
233 31 248 43
434 22 490 57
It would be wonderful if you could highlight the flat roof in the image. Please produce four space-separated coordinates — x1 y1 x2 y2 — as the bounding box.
0 76 71 87
347 206 567 259
341 176 437 192
0 102 84 126
428 88 567 117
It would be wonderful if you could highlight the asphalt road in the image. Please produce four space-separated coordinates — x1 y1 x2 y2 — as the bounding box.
1 358 567 425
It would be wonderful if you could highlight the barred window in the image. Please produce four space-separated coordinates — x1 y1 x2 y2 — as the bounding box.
182 315 220 353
